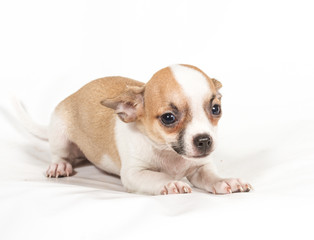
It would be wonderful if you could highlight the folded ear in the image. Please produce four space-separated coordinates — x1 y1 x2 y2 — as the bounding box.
212 78 222 90
101 85 145 123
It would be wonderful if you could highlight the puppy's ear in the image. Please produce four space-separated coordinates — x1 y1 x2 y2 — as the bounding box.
212 78 222 90
101 85 145 123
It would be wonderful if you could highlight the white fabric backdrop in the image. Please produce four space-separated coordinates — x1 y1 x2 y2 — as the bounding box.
0 1 314 239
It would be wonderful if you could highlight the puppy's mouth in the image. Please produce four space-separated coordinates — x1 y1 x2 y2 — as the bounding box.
171 145 212 159
187 152 212 159
171 144 185 156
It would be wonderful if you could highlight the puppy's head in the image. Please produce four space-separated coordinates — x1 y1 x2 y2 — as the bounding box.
102 64 222 159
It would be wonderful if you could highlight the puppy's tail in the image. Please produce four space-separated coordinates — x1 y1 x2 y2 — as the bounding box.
12 97 49 141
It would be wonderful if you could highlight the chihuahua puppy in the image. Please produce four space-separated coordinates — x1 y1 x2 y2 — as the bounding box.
16 64 251 195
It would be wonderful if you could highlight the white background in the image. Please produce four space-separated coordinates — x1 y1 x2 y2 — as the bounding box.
0 1 314 240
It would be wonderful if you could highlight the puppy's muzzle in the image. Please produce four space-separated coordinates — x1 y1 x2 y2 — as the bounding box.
193 134 212 156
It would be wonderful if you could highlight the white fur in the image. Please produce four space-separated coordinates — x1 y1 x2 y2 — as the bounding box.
48 112 71 161
170 65 217 157
46 112 84 178
12 97 48 141
115 117 207 194
96 154 120 176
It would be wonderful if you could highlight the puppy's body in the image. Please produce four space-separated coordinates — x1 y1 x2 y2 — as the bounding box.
18 64 251 195
50 77 143 176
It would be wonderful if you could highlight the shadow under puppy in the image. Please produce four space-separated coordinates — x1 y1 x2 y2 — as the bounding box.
16 64 251 195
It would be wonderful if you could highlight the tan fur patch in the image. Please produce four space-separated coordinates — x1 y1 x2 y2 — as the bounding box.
141 67 192 143
56 77 145 169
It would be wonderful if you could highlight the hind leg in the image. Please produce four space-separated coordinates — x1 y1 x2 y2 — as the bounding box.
46 160 73 178
46 112 84 178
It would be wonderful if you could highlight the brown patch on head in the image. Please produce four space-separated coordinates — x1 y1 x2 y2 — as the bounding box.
141 67 192 144
157 102 192 135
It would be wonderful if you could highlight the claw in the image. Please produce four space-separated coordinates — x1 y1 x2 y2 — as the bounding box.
173 188 178 193
183 186 188 193
66 171 70 177
227 187 232 194
56 172 59 178
48 173 52 178
245 184 251 192
238 185 244 192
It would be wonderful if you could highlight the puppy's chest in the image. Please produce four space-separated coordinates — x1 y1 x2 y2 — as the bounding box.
152 149 196 179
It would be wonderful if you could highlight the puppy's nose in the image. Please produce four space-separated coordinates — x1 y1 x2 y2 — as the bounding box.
193 134 212 155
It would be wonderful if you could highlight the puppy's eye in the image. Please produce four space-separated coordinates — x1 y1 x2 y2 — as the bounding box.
160 113 177 126
211 104 221 115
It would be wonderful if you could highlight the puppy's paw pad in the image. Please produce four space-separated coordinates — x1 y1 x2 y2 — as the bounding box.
46 162 73 178
211 178 252 194
161 181 192 195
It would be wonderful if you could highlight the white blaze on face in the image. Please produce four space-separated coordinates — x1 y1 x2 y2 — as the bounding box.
170 65 217 157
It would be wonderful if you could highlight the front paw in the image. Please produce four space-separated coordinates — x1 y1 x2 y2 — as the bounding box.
161 181 192 195
210 178 252 194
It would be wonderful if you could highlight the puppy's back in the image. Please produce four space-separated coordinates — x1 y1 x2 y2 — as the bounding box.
53 77 144 172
